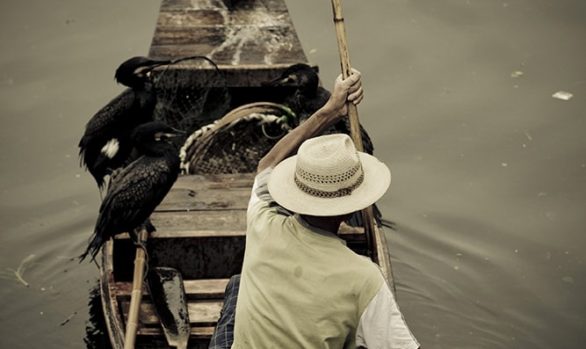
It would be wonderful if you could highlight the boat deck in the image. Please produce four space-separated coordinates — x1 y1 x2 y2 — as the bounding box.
100 0 394 347
102 173 372 348
149 0 309 88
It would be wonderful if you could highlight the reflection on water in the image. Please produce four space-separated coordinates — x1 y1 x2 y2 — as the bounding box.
85 284 112 349
0 0 585 348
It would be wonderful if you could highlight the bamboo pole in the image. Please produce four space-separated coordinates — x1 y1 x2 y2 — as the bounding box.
124 228 149 349
331 0 378 261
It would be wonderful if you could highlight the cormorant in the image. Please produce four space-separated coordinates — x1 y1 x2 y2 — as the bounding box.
79 56 172 189
266 63 374 154
79 121 182 262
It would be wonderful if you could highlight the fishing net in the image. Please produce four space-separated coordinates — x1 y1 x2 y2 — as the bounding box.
180 102 296 174
151 57 231 134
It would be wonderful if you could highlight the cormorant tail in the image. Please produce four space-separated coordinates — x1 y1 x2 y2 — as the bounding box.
79 232 103 263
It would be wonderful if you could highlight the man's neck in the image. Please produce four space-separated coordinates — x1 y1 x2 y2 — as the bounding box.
300 214 346 234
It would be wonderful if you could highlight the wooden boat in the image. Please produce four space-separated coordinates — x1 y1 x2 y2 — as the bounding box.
100 0 395 348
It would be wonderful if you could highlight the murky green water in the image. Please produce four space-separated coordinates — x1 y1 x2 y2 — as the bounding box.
1 0 585 348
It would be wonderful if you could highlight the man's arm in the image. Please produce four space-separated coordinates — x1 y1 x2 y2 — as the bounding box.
257 69 364 173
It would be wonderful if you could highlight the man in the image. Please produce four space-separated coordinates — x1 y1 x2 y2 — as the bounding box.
210 69 419 349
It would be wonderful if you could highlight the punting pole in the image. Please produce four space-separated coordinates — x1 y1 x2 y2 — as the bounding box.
124 228 149 349
330 0 378 261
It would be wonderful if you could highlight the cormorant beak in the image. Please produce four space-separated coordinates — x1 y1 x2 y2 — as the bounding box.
154 128 185 142
134 60 173 78
264 74 297 87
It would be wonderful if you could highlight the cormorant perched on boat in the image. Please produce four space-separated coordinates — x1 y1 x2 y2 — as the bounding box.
79 121 182 262
78 56 172 190
266 63 374 154
267 63 329 121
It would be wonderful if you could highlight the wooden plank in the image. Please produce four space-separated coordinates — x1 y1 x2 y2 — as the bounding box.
121 300 223 326
156 10 227 27
156 8 291 28
173 173 254 191
157 187 251 211
151 25 301 47
114 230 245 240
159 0 288 13
137 326 214 338
151 27 225 47
151 210 247 231
114 279 229 299
149 0 308 87
155 174 254 212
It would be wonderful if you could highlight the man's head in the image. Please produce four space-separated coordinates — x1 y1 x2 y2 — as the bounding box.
268 134 391 217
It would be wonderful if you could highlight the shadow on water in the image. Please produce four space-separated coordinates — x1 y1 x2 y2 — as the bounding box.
85 283 112 349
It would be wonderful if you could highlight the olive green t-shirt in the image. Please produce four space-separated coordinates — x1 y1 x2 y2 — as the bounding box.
232 169 385 349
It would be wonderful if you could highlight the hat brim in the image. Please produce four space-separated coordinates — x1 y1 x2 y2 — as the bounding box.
268 152 391 216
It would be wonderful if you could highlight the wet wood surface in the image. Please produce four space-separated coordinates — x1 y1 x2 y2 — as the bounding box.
114 279 230 300
149 0 308 87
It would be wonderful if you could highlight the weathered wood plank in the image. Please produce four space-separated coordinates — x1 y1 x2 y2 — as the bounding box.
151 27 225 47
157 187 251 211
160 0 288 13
151 210 247 231
155 174 254 211
173 173 254 191
149 0 308 87
114 278 230 300
115 230 245 240
157 10 226 27
121 300 223 326
137 326 214 338
156 8 291 28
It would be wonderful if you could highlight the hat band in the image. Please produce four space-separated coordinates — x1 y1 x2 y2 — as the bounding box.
294 171 364 198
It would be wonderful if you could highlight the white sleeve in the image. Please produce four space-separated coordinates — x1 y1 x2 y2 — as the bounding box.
355 284 419 349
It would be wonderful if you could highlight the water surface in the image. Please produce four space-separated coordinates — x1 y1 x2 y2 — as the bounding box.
1 0 585 348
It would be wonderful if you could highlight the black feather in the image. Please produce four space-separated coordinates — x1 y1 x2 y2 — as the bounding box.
79 57 171 189
80 122 181 262
267 63 374 154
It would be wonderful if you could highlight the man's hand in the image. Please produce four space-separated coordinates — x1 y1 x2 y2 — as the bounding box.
323 68 364 117
257 68 365 173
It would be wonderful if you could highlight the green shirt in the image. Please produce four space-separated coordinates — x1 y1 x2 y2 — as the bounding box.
232 169 385 349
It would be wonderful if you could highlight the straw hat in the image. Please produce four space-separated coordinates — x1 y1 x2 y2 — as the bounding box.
268 134 391 216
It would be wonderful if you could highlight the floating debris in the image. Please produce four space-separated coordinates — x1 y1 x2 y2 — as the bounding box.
510 70 524 78
562 276 574 284
552 91 573 101
3 254 36 287
60 311 78 326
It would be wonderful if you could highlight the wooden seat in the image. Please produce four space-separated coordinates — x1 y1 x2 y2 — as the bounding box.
116 278 230 341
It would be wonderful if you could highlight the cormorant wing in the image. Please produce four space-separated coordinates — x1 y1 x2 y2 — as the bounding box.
97 156 178 235
80 88 136 143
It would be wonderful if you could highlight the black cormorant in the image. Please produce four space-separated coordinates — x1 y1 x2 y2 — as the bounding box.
78 56 172 189
79 121 182 262
267 63 374 154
